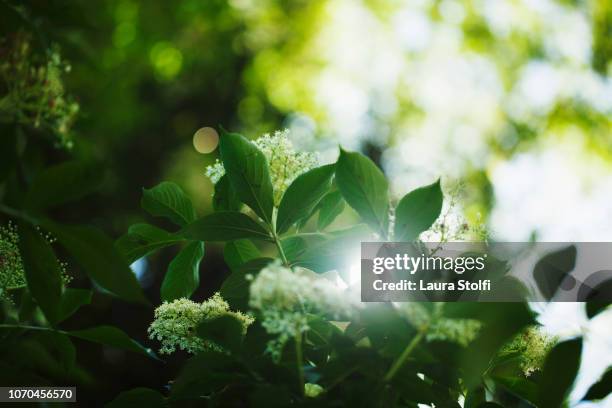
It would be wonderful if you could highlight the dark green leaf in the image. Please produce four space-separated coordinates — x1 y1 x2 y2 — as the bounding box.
583 366 612 401
36 331 76 373
24 160 103 211
116 223 184 264
394 179 443 241
18 223 62 325
0 123 17 182
219 130 274 224
461 303 535 389
586 300 610 319
197 314 244 354
276 164 335 233
538 337 582 408
43 220 148 305
224 239 260 271
317 190 345 230
534 245 577 300
59 288 93 322
141 182 196 227
161 241 204 301
213 174 242 212
492 375 538 406
221 258 273 310
282 233 327 262
106 388 165 408
181 212 270 242
69 326 158 360
335 149 389 237
464 387 485 408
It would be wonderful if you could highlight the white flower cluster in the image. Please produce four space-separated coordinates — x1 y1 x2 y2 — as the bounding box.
148 293 254 355
500 325 557 376
396 303 482 347
205 129 318 205
249 261 360 360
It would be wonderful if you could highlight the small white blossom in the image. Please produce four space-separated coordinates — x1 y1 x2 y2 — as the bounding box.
0 223 26 300
500 326 557 376
249 261 360 360
205 129 318 205
148 293 254 355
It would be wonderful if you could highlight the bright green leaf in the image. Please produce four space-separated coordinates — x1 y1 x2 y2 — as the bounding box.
394 179 443 241
276 164 335 233
335 149 389 237
181 212 271 242
161 241 204 302
317 190 345 230
219 130 274 224
141 182 196 227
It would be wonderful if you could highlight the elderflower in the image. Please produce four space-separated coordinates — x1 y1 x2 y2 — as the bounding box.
396 303 481 347
148 293 254 355
205 129 318 205
0 223 70 301
0 32 79 148
500 326 557 376
249 261 359 360
0 223 26 300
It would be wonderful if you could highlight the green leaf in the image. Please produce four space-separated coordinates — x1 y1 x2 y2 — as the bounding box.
534 245 577 300
394 179 443 241
219 130 274 224
24 160 103 211
69 326 158 360
197 314 244 354
106 388 165 408
0 123 18 182
161 241 204 302
224 239 260 271
116 223 184 264
59 288 93 322
36 331 76 373
583 366 612 401
181 212 271 242
213 174 242 212
18 223 62 325
276 164 335 233
42 220 148 305
317 190 345 230
221 258 273 310
141 182 196 227
492 375 538 406
538 337 582 408
335 149 389 237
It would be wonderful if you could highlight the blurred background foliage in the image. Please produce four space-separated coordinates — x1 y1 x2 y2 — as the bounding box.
0 0 610 404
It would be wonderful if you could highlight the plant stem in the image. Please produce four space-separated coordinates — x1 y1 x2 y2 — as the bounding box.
383 325 428 382
273 232 290 266
295 332 305 396
0 324 64 334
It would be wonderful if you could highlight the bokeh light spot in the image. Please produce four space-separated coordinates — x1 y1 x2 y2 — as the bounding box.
193 127 219 154
150 42 183 80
